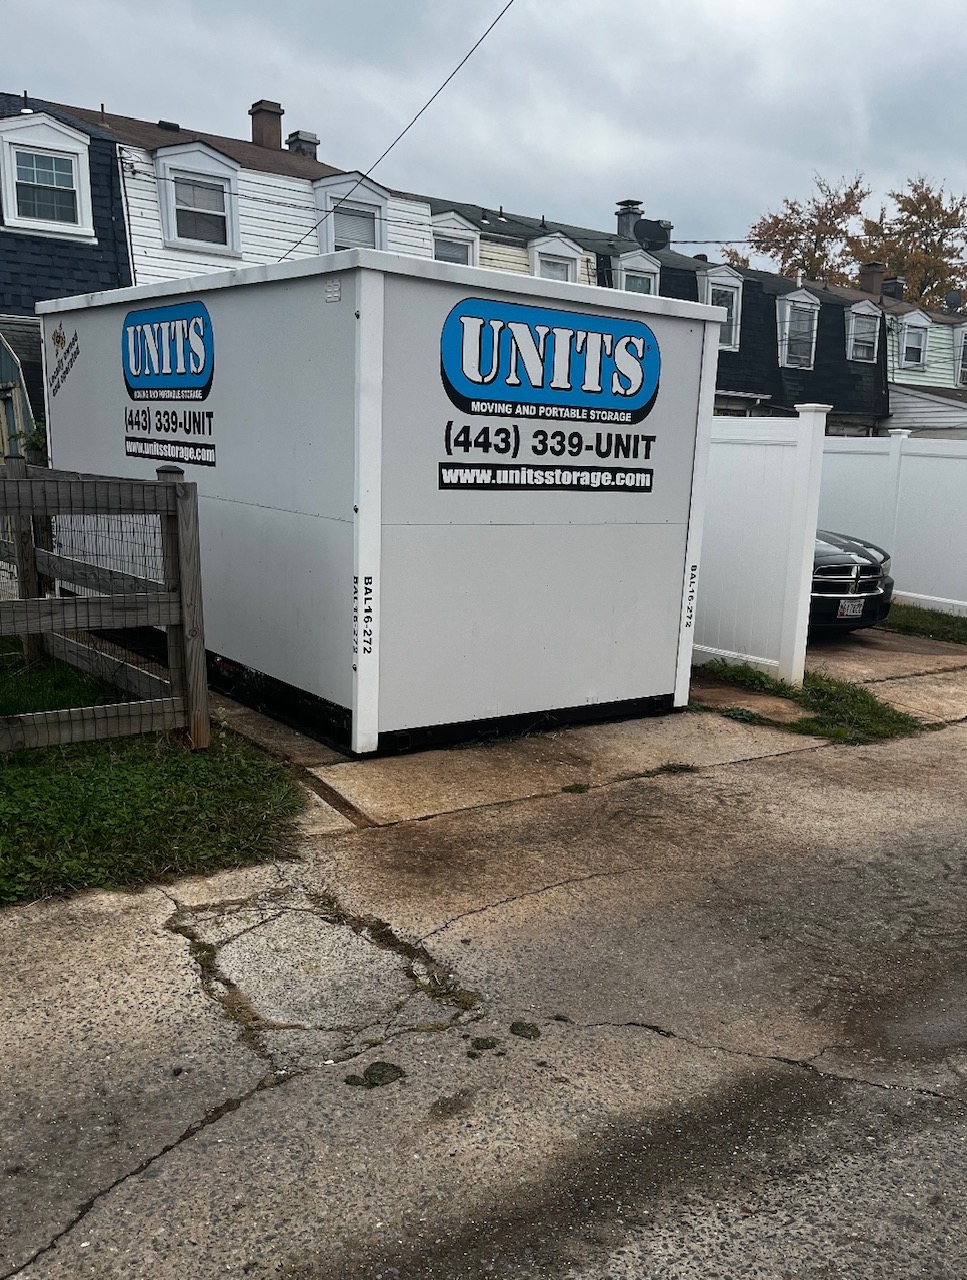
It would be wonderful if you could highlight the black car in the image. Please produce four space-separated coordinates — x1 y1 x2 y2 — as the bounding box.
810 530 894 632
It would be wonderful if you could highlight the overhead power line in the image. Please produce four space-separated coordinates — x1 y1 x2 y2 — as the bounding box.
276 0 517 263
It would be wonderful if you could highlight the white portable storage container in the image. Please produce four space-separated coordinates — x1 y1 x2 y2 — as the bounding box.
39 250 720 753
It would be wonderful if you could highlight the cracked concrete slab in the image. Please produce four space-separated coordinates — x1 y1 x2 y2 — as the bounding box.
215 911 414 1029
857 667 967 722
4 705 967 1278
0 889 265 1276
310 711 824 824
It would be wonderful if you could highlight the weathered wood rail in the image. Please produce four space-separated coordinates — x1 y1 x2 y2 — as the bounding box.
0 458 209 750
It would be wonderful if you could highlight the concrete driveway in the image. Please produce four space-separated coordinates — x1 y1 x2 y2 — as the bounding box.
3 634 967 1280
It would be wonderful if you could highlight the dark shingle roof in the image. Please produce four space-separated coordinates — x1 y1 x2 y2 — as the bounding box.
0 93 343 181
420 194 716 273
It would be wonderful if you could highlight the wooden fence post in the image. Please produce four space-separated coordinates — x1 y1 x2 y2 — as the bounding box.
5 454 42 662
157 465 209 748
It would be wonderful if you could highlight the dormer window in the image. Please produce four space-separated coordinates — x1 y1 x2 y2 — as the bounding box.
846 301 881 362
313 173 389 255
528 232 583 284
776 289 820 369
614 249 660 297
698 265 743 351
431 210 479 266
900 314 929 367
958 330 967 386
0 113 95 240
155 143 240 254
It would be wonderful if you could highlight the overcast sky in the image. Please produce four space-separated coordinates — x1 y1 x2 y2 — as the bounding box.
7 0 967 256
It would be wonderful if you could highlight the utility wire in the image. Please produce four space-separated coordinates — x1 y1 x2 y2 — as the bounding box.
276 0 517 263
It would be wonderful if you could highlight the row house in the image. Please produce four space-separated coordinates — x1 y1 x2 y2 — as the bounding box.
822 263 967 437
2 91 894 436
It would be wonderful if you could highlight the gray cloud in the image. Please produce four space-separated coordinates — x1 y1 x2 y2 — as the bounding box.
8 0 967 258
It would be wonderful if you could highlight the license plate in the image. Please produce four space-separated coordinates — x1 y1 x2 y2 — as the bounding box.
837 598 865 619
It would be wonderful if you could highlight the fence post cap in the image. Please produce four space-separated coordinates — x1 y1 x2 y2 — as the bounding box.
792 403 834 414
156 465 185 481
887 428 912 437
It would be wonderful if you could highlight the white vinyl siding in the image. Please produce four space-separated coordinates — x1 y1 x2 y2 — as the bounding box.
884 384 967 434
122 146 330 285
478 239 531 274
387 196 433 257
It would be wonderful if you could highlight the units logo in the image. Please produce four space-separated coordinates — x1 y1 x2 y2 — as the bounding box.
122 300 214 401
440 297 660 423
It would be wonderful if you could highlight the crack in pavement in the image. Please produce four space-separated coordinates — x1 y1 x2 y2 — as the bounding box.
1 1068 306 1280
582 1019 967 1106
162 892 484 1067
419 865 656 942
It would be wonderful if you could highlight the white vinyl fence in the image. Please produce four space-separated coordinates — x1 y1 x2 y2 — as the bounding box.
820 430 967 617
692 405 828 685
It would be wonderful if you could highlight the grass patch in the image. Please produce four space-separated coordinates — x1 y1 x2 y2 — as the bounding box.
0 636 122 716
705 660 922 745
880 602 967 645
0 729 305 905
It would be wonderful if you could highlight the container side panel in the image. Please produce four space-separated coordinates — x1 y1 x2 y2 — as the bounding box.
42 270 358 707
378 523 687 731
376 273 706 733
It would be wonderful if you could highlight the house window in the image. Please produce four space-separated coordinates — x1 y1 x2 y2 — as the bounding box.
15 150 78 224
528 232 583 283
539 255 572 282
333 206 377 251
155 142 241 255
710 285 739 347
313 173 389 255
848 312 879 362
173 177 227 245
434 236 470 265
902 324 927 366
0 114 94 239
776 290 820 369
786 305 817 367
960 334 967 386
698 266 743 351
624 272 653 294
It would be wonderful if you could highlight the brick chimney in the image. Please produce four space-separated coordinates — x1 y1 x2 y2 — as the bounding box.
858 260 885 296
616 199 643 238
882 277 905 301
286 129 319 160
249 99 284 149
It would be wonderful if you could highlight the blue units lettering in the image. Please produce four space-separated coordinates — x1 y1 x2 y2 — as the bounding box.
441 298 660 423
122 301 214 401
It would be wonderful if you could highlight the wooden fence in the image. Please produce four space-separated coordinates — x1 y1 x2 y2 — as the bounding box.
0 458 209 750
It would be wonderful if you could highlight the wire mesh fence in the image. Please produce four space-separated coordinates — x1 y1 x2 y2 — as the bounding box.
0 457 208 750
